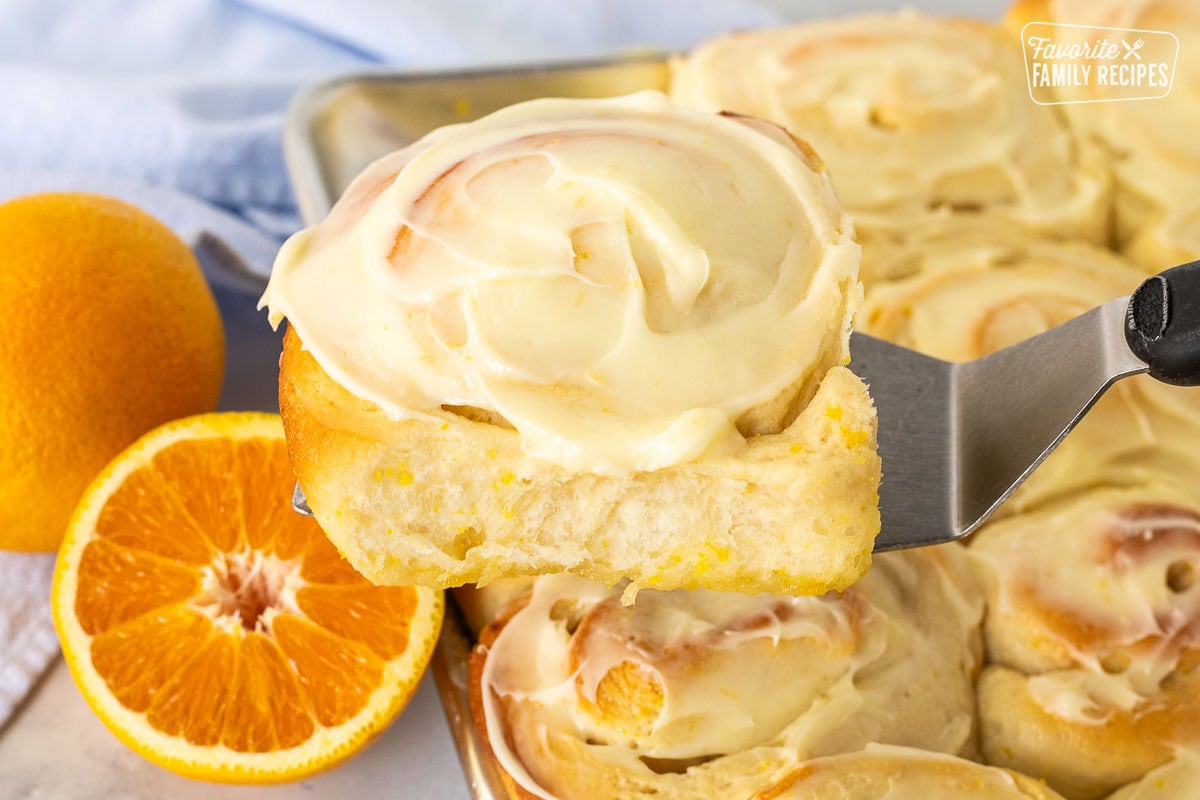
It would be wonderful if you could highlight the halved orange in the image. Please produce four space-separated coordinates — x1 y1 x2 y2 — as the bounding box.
51 412 443 783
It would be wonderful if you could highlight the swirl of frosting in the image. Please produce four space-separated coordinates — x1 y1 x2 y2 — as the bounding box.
262 92 860 474
471 548 984 800
856 220 1200 513
1008 0 1200 252
670 12 1110 242
970 487 1200 799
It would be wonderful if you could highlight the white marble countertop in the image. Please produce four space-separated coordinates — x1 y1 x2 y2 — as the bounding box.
0 661 470 800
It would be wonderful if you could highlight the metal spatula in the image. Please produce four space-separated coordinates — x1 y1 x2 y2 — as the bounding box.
861 259 1200 550
292 261 1200 550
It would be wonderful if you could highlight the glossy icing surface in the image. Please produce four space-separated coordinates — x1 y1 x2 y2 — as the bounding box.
263 92 859 474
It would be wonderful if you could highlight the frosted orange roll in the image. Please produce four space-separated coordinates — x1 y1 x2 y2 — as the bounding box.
856 220 1200 514
970 487 1200 800
1008 0 1200 261
469 547 985 800
671 12 1110 245
263 92 880 596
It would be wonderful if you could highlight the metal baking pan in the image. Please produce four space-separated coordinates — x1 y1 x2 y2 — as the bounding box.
282 55 672 800
283 56 670 222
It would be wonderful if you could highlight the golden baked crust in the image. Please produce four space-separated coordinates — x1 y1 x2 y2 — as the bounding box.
281 328 880 594
762 746 1066 800
467 593 541 800
1107 754 1200 800
970 486 1200 799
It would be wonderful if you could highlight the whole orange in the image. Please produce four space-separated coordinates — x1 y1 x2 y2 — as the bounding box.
0 193 225 551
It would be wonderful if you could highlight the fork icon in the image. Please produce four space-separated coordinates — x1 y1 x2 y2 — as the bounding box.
1123 38 1145 60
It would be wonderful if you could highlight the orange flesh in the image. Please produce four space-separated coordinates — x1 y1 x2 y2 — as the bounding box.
75 436 417 752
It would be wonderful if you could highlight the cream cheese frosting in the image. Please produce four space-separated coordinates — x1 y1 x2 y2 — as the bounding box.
670 12 1110 244
476 546 984 800
262 91 859 475
971 486 1200 798
975 493 1200 717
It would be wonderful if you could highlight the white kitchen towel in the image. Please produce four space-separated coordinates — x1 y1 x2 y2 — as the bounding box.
0 554 57 728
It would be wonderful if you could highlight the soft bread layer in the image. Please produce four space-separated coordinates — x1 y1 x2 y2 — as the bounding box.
969 486 1200 800
468 548 984 800
280 328 880 594
670 12 1110 244
856 220 1200 515
763 745 1065 800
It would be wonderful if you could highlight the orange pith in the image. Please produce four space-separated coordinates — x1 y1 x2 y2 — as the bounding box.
52 413 443 783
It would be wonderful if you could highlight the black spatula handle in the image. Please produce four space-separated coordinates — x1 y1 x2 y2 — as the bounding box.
1126 260 1200 387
